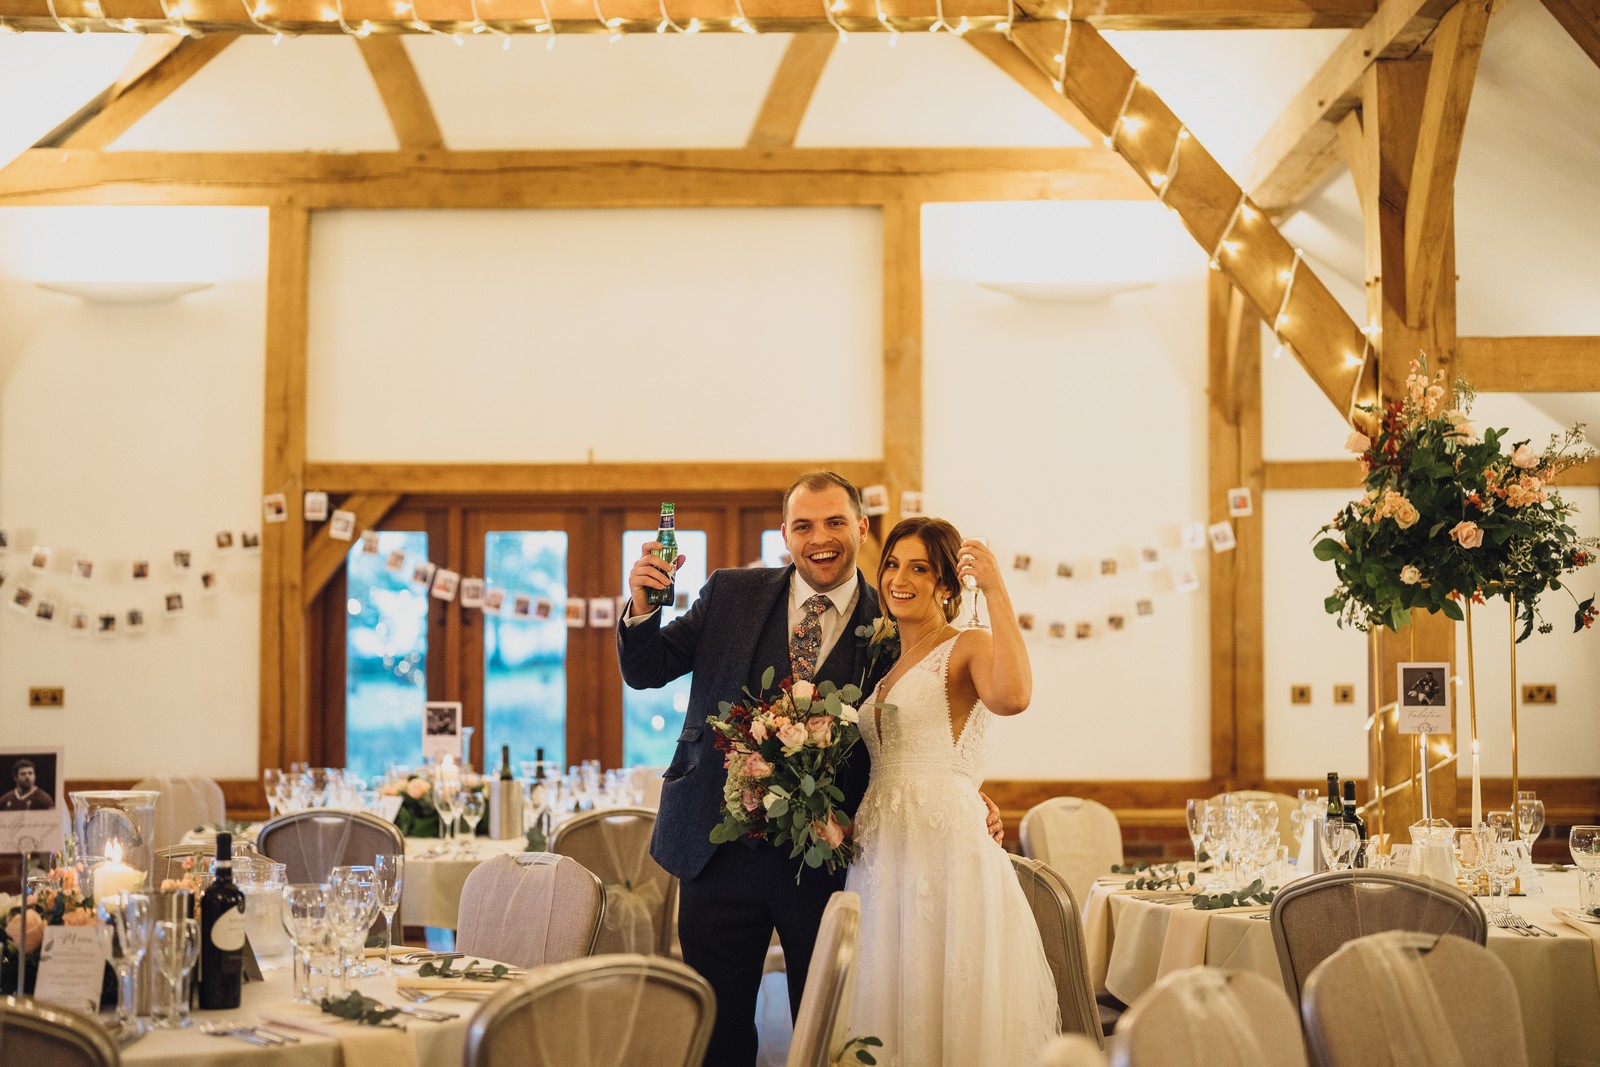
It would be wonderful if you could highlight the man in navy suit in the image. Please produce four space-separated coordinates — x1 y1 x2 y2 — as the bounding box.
619 471 891 1067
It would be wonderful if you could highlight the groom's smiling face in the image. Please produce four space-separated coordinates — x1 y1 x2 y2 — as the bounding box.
782 485 867 594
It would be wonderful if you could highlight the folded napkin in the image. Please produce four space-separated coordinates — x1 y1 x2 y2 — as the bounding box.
393 973 508 994
1155 904 1271 980
257 1002 419 1067
1553 907 1600 975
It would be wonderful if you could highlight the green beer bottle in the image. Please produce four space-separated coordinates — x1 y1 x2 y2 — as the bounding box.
645 502 678 607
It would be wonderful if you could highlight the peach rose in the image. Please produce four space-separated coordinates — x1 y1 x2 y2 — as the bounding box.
790 679 817 703
741 787 762 813
744 754 773 780
1400 565 1421 585
1344 431 1371 454
61 907 95 926
812 812 846 849
405 778 431 799
1451 521 1484 549
750 719 769 744
1393 500 1420 529
1511 444 1538 469
776 722 808 753
5 909 46 953
805 716 834 747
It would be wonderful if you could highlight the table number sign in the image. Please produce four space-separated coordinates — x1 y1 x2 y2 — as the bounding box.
1396 662 1451 734
422 702 464 762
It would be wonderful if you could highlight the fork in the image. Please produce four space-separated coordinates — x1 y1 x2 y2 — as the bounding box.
200 1022 292 1046
1491 913 1535 936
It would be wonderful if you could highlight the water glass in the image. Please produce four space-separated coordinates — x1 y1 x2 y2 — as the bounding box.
282 883 330 1003
100 891 153 1033
152 918 200 1028
1515 791 1545 850
1321 821 1359 872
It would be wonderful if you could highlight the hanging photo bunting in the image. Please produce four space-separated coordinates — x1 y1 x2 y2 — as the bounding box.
263 494 289 524
459 578 485 608
430 569 460 602
304 492 330 522
29 546 51 573
360 530 381 556
328 510 356 542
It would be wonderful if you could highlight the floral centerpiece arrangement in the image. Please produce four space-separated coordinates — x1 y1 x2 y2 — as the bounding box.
1315 360 1598 640
379 771 489 838
708 667 871 880
0 865 104 996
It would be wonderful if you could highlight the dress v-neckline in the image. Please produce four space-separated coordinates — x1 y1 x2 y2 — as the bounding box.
873 631 966 746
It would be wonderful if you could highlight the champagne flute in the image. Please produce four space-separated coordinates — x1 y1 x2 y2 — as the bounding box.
961 536 989 631
373 854 405 974
460 792 487 855
1185 799 1208 871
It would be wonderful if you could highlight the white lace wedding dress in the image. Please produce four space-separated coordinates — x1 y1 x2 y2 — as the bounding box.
845 632 1060 1066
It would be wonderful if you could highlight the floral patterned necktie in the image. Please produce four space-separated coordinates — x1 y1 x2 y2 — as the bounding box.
789 594 832 682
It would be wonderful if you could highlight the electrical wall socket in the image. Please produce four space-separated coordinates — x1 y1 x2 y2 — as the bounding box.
1333 684 1355 705
1522 684 1557 705
28 687 64 708
1291 685 1312 705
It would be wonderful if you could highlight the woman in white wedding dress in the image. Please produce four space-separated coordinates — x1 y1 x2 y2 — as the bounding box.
845 517 1060 1067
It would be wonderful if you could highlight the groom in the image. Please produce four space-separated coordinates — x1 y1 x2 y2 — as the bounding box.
618 470 891 1067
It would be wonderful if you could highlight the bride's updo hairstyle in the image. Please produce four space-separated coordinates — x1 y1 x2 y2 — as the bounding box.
877 517 963 623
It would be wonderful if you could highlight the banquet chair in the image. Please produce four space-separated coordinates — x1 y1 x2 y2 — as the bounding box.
1009 855 1105 1047
1019 797 1124 908
1110 968 1307 1067
1206 790 1299 853
1037 1034 1112 1067
1269 869 1485 1013
464 953 714 1067
256 810 404 932
785 891 862 1067
1301 930 1527 1067
551 807 677 955
631 766 668 810
0 995 121 1067
131 773 226 853
455 852 606 968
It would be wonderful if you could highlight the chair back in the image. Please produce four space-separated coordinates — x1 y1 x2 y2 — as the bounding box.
1009 855 1103 1047
630 767 667 810
1206 790 1299 852
0 995 120 1067
1019 797 1124 906
1110 968 1307 1067
1268 869 1485 1012
256 810 405 882
785 891 861 1067
550 807 676 955
131 774 226 853
456 852 605 967
1301 930 1526 1067
464 953 714 1067
1037 1034 1111 1067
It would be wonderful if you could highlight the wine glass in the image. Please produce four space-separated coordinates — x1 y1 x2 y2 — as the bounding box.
1572 825 1600 917
432 771 464 853
373 854 405 974
961 537 989 630
100 891 152 1036
153 918 201 1028
1484 840 1520 920
263 768 284 817
460 792 487 854
281 883 330 1003
1185 799 1208 871
1320 820 1359 872
328 865 378 989
1515 791 1545 853
1486 810 1516 843
1452 826 1489 895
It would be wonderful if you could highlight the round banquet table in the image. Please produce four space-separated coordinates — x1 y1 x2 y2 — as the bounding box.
1082 868 1600 1067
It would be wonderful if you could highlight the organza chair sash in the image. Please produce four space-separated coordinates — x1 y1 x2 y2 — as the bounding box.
1348 933 1466 1067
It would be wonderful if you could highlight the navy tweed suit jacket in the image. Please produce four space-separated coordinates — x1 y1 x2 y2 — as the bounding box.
617 565 883 882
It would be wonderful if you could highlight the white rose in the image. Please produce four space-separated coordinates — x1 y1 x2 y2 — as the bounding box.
1511 444 1539 469
1400 565 1421 585
790 679 817 702
762 791 781 812
838 704 860 725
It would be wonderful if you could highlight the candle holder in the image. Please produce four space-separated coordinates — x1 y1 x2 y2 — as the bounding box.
70 791 160 887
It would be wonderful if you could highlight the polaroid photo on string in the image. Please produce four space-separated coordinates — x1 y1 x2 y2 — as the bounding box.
422 702 463 762
1180 521 1208 551
1208 521 1237 553
1074 621 1094 640
1017 612 1036 632
1227 487 1254 517
385 550 407 573
589 598 616 628
565 600 587 627
303 491 329 522
172 549 192 573
200 571 219 594
482 588 506 614
164 592 185 615
1397 662 1451 734
1055 562 1075 580
67 609 90 635
900 491 925 518
0 746 66 853
511 595 534 620
459 578 485 608
674 591 689 610
1048 621 1067 640
1134 597 1156 622
328 510 356 542
361 530 381 556
1170 560 1201 594
10 586 33 614
71 558 94 582
410 561 437 588
125 608 146 632
1099 558 1118 577
1013 554 1033 572
0 529 8 551
263 493 289 524
534 597 555 621
215 530 235 550
1106 613 1127 633
860 485 890 517
131 560 150 580
1139 547 1161 571
430 569 460 602
29 546 51 573
97 613 117 636
34 600 56 623
0 568 7 590
241 531 261 551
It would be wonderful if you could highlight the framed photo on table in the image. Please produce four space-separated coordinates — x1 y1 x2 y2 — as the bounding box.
0 746 65 854
422 702 463 762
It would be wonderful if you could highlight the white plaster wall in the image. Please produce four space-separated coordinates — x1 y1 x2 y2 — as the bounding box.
305 208 883 463
0 279 266 777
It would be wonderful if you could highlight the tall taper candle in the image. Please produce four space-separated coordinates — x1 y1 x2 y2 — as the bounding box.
1471 738 1483 829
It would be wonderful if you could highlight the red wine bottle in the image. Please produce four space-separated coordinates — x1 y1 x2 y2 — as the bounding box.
198 831 246 1009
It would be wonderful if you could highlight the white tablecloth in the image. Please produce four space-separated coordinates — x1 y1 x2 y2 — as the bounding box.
1082 870 1600 1067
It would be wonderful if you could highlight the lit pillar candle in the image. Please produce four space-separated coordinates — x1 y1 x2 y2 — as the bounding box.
1471 739 1483 829
93 841 144 904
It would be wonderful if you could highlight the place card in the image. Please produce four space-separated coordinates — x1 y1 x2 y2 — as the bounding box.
1396 662 1451 733
32 925 111 1013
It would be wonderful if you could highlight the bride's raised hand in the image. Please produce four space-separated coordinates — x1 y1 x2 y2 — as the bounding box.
956 538 1004 595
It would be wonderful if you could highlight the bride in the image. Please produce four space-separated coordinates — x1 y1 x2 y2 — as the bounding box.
845 517 1060 1066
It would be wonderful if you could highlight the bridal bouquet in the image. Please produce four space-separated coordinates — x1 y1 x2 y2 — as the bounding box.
1315 360 1598 640
708 667 869 879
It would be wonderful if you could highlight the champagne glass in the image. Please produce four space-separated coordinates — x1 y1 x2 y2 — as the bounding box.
1185 799 1208 871
1515 791 1545 853
961 536 989 631
460 792 487 854
373 854 405 974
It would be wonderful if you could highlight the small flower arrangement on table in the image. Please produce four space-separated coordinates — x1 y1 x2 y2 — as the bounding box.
380 772 489 838
0 865 106 997
1315 360 1599 640
708 667 871 881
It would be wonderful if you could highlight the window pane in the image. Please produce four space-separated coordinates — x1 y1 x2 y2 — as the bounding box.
485 531 569 769
620 528 708 767
760 529 790 567
345 531 429 780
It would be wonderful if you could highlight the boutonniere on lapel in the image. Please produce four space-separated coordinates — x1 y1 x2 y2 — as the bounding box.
854 615 900 685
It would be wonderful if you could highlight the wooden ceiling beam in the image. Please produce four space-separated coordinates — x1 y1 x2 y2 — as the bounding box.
0 0 1376 31
1456 336 1600 392
966 34 1103 144
35 35 236 150
357 37 445 151
302 493 401 607
303 461 887 494
1008 18 1375 423
747 34 835 149
1540 0 1600 72
1402 0 1490 324
1240 0 1456 216
0 146 1156 206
